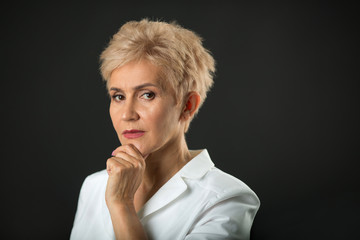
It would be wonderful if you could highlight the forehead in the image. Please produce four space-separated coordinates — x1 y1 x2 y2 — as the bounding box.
108 60 162 88
107 60 179 104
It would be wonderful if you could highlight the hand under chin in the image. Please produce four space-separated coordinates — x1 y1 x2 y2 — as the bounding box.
121 142 150 159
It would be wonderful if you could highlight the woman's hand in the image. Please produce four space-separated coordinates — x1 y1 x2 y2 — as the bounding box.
105 144 148 239
105 144 146 208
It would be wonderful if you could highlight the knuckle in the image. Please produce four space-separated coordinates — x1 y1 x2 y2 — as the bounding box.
113 166 123 173
124 143 133 151
133 163 140 169
124 144 133 152
106 157 114 165
136 162 145 171
114 150 123 157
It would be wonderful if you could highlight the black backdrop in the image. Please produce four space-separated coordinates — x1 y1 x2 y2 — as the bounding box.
1 1 359 239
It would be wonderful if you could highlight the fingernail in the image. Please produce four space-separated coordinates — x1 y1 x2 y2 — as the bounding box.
111 150 115 156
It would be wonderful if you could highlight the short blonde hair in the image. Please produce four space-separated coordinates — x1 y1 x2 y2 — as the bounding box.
99 19 215 112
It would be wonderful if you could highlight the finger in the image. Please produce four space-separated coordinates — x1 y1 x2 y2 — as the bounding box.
112 152 139 167
127 144 144 157
106 157 133 174
126 144 149 160
117 144 142 159
113 144 142 157
113 145 145 163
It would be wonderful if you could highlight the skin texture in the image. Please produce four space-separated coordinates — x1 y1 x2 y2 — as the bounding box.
108 60 183 157
105 60 201 240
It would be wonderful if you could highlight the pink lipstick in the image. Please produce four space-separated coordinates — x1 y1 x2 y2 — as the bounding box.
122 129 145 139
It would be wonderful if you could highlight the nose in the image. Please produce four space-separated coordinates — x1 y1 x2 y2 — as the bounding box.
121 99 140 121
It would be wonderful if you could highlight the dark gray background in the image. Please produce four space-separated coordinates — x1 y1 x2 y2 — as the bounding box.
1 1 359 239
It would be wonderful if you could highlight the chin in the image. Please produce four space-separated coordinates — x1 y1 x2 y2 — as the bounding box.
119 138 148 157
134 143 147 156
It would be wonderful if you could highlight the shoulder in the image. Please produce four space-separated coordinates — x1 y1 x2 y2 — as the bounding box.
202 167 256 194
181 153 260 239
181 149 260 207
197 167 260 207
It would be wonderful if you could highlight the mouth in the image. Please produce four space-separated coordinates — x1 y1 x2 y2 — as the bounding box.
122 129 145 139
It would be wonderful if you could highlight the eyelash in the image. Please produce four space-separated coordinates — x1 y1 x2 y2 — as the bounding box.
111 92 156 102
142 92 155 100
112 94 124 102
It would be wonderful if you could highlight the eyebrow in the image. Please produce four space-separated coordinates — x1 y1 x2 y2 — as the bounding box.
109 83 160 92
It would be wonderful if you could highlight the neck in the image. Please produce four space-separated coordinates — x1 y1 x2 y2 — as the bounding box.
140 133 190 191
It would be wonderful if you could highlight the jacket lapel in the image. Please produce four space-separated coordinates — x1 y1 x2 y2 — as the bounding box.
137 173 187 219
137 149 214 219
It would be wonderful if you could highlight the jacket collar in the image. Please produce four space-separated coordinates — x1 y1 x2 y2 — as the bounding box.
180 149 214 179
138 149 214 219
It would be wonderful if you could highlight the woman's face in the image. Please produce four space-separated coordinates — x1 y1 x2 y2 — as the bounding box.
108 60 184 157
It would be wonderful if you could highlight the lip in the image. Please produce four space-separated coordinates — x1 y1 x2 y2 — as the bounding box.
122 129 145 139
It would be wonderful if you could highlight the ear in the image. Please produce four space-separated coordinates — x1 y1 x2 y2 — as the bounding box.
181 92 201 121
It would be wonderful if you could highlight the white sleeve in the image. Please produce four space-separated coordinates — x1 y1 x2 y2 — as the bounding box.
185 191 260 240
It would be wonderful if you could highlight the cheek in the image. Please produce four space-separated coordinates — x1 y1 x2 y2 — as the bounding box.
145 105 170 126
109 105 121 130
149 106 179 133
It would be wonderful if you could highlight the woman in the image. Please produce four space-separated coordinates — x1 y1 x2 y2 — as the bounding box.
70 19 260 240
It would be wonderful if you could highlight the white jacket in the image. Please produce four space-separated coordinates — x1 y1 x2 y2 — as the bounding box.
70 149 260 240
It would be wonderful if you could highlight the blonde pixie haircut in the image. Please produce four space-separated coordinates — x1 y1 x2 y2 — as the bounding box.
100 19 215 115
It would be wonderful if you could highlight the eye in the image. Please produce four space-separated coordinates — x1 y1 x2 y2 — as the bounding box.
141 92 155 100
112 94 125 102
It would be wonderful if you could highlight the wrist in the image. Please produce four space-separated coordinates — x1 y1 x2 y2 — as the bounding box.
106 198 135 213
